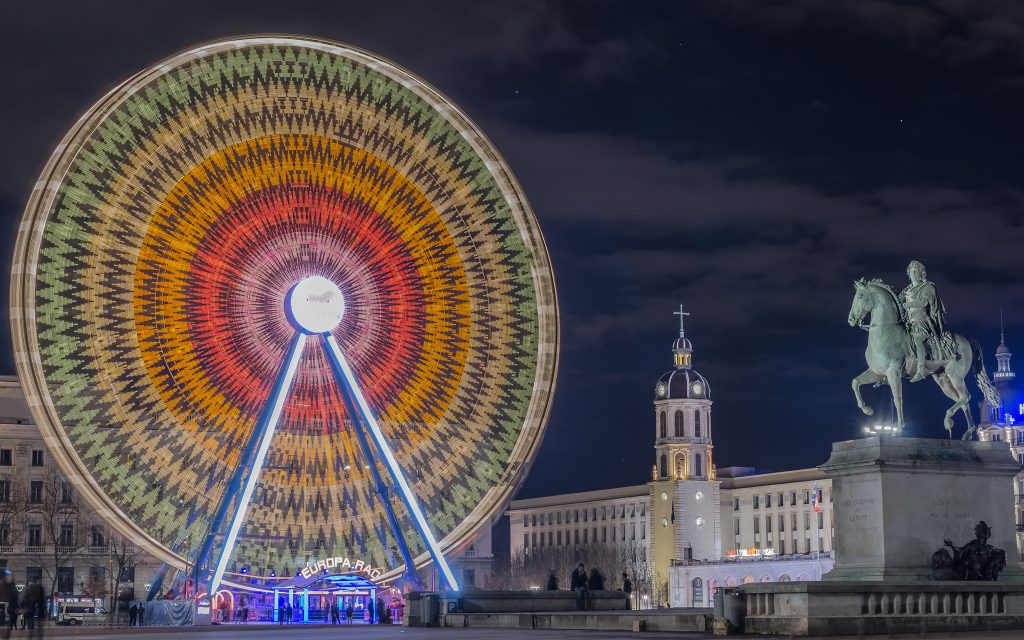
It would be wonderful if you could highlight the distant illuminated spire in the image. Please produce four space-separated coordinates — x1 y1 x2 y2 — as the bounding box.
672 305 692 369
996 306 1014 381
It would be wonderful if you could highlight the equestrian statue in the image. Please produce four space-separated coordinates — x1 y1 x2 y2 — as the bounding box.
847 260 1000 439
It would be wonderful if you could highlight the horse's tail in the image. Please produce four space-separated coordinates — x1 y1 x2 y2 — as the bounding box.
970 337 1001 410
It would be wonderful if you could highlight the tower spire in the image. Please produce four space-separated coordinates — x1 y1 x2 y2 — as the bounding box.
674 304 689 338
1001 306 1006 346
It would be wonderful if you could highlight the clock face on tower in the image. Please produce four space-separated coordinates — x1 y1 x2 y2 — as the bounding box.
657 383 667 398
691 381 705 397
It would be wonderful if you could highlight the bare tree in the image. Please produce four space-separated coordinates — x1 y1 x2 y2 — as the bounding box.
0 471 27 550
24 471 87 598
106 534 141 620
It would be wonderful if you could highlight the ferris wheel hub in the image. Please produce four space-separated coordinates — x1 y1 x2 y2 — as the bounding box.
287 276 345 334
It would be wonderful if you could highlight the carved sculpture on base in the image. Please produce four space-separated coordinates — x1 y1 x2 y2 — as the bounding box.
931 521 1007 581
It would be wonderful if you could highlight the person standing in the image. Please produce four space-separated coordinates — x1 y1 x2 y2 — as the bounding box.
570 563 590 611
622 573 633 610
278 603 286 625
128 603 138 626
22 579 45 639
345 603 353 624
138 602 145 626
1 571 18 639
285 603 293 624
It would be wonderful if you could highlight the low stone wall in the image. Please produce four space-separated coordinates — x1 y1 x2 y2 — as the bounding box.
729 581 1024 635
405 590 632 627
442 610 712 632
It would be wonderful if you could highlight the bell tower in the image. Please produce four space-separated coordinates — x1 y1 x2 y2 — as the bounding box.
649 306 721 602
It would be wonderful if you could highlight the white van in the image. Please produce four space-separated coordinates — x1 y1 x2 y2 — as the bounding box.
57 601 106 625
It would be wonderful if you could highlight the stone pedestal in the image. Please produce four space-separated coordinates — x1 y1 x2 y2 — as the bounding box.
819 435 1023 582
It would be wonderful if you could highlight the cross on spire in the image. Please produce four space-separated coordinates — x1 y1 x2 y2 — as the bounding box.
674 304 689 338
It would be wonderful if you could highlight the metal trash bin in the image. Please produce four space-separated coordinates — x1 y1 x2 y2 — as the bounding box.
421 594 439 627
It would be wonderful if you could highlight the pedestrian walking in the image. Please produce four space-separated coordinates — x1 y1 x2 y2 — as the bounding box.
22 579 45 639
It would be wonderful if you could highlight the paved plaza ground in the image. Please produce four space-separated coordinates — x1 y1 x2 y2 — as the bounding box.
14 624 1024 640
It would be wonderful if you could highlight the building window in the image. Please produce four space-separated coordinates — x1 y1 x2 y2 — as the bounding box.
818 511 824 530
90 566 105 585
779 539 786 554
523 534 528 549
57 567 75 594
30 450 44 467
694 411 701 438
753 495 760 509
91 526 105 548
60 481 73 505
765 493 772 508
804 513 810 530
557 512 562 525
660 454 668 478
0 450 11 466
463 569 476 588
0 481 10 504
0 525 10 547
119 565 135 582
692 577 703 605
523 515 528 527
734 497 739 511
27 524 42 548
734 518 740 535
574 530 579 544
549 531 553 546
557 531 562 545
694 454 702 478
659 412 666 438
531 533 536 547
641 523 646 540
532 514 536 527
583 529 588 544
790 491 797 506
26 567 41 585
803 490 811 505
753 516 760 534
631 524 636 541
778 514 785 533
640 504 645 516
674 410 684 437
777 492 784 506
766 517 772 533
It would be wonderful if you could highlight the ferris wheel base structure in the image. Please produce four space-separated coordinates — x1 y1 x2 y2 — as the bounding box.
10 36 559 595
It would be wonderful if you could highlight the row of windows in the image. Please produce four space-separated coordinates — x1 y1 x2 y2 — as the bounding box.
658 410 707 439
658 452 709 479
740 511 826 536
523 503 645 527
735 488 826 511
0 479 73 504
0 564 135 594
0 523 106 548
0 449 45 467
524 522 647 548
728 537 825 556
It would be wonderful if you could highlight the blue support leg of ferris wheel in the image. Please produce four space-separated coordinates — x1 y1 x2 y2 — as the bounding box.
323 333 459 591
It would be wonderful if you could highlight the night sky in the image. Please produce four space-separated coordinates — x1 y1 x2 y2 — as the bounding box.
3 2 1023 503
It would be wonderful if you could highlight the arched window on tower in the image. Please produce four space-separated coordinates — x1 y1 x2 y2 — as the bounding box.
659 412 666 438
675 453 686 479
694 411 702 438
694 453 703 478
659 454 668 478
674 410 684 437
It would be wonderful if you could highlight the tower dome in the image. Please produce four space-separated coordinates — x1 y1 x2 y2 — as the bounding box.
655 305 710 400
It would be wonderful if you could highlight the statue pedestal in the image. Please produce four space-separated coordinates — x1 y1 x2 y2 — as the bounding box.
820 435 1023 582
726 435 1024 635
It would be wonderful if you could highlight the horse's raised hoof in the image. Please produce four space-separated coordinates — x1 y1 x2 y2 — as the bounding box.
861 406 874 416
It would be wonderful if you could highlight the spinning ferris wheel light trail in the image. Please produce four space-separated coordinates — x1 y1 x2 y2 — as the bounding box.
13 37 558 601
207 276 459 593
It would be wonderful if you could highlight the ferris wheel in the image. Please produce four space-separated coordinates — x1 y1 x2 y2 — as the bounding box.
11 37 558 593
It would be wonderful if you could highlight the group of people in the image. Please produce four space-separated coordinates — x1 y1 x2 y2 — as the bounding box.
548 564 633 611
0 572 46 638
127 602 146 626
328 602 357 624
